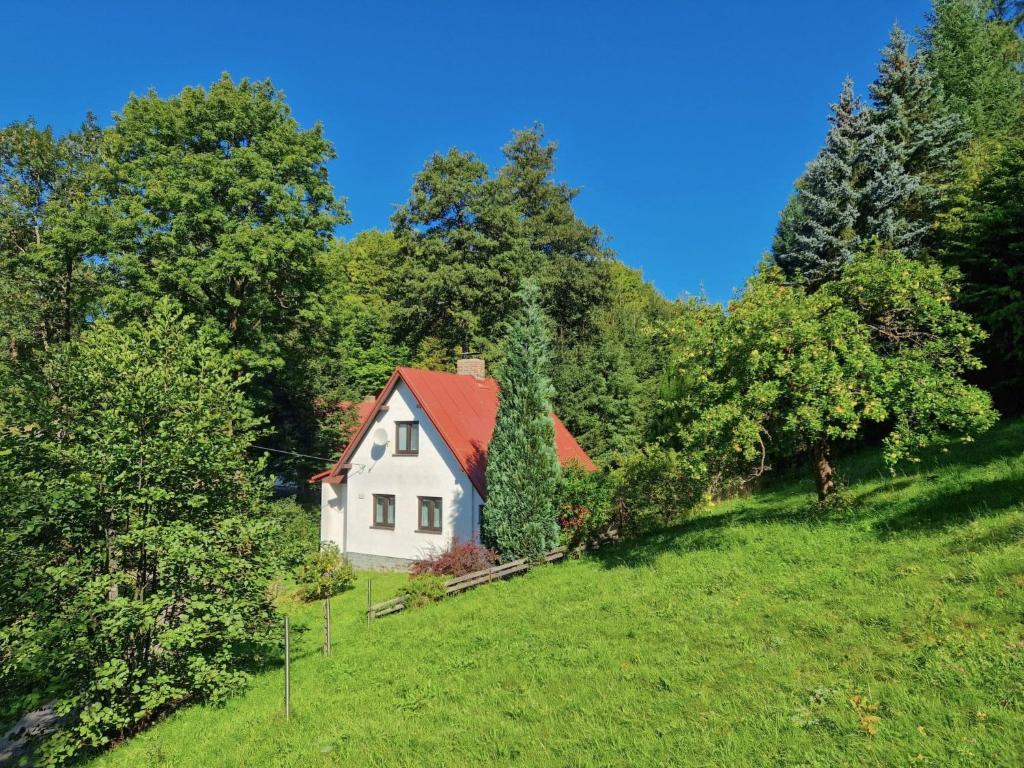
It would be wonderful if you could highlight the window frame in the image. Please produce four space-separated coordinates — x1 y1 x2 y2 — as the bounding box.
372 493 396 529
417 496 443 533
394 421 419 456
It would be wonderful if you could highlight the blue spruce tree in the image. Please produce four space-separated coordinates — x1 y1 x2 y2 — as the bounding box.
775 79 865 287
859 24 968 257
481 281 561 561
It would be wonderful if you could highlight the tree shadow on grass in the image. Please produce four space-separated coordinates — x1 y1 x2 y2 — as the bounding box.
872 475 1024 539
945 513 1024 554
596 420 1023 569
850 476 916 506
592 513 747 570
591 494 832 570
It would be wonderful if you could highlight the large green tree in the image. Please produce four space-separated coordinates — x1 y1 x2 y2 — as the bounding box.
861 25 969 258
388 126 649 462
389 126 610 356
774 25 968 290
0 303 277 762
496 127 611 343
481 282 561 561
920 0 1024 138
552 261 678 466
944 135 1024 406
918 1 1024 408
389 146 508 353
0 116 102 365
659 249 995 500
303 231 413 460
774 80 865 287
94 74 345 473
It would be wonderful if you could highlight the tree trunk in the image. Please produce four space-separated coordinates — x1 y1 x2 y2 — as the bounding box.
61 254 74 342
228 277 246 333
812 438 836 501
105 524 119 601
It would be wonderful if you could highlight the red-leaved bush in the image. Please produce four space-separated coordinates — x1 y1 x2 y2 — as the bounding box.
409 537 499 577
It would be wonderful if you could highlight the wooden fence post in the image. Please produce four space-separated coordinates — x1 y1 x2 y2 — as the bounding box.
323 598 331 656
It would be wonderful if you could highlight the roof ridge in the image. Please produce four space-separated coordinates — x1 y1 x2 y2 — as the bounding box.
312 366 595 487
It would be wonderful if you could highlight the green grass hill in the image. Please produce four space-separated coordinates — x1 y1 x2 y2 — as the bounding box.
89 421 1024 767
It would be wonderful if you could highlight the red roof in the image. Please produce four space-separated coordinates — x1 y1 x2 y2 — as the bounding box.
312 367 596 494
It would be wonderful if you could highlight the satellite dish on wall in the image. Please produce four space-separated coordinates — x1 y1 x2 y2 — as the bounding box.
372 428 389 447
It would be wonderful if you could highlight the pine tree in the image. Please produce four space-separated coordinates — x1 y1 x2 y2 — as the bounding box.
920 0 1024 139
947 134 1024 409
774 79 865 287
481 281 561 561
859 24 969 257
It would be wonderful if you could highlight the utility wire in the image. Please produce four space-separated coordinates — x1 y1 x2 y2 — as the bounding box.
250 445 335 463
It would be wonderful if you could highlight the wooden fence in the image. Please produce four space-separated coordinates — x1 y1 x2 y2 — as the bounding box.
367 546 567 620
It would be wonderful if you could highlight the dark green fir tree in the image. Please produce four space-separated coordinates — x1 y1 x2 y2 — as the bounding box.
481 280 561 561
920 0 1024 139
947 134 1024 409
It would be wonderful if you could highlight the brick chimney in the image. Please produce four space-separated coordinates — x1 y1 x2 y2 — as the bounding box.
456 355 486 379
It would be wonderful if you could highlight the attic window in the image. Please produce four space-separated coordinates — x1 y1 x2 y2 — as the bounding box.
395 421 419 455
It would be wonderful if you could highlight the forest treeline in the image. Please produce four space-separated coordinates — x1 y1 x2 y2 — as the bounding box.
0 0 1021 762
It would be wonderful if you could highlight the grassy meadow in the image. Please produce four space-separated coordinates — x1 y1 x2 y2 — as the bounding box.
87 421 1024 767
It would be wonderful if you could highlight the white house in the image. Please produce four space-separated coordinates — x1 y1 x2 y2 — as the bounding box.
311 358 596 570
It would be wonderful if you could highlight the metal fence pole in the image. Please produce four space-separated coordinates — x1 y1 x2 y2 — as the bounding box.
284 615 291 720
367 579 372 627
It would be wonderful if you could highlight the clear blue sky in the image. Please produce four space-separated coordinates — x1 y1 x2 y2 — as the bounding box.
2 0 932 302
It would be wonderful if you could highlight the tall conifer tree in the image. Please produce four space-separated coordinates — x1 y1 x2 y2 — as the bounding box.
920 0 1024 138
482 281 561 561
774 79 865 287
859 24 968 257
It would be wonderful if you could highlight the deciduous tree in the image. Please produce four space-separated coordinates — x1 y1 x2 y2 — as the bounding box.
0 116 102 364
0 302 277 762
95 74 345 475
659 249 995 500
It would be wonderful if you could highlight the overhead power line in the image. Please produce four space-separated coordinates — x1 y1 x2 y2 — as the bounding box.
250 445 335 463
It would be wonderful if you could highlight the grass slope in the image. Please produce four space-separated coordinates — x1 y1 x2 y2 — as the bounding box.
90 422 1024 767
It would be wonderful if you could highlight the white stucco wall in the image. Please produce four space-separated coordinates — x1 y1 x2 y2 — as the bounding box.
320 480 345 549
319 379 483 565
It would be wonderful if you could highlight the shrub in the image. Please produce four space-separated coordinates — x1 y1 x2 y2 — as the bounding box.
614 446 706 536
266 497 320 571
295 543 355 601
811 475 854 518
557 464 614 547
409 538 499 577
397 575 449 609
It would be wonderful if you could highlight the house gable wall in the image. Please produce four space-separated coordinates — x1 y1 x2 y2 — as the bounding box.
321 379 482 566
